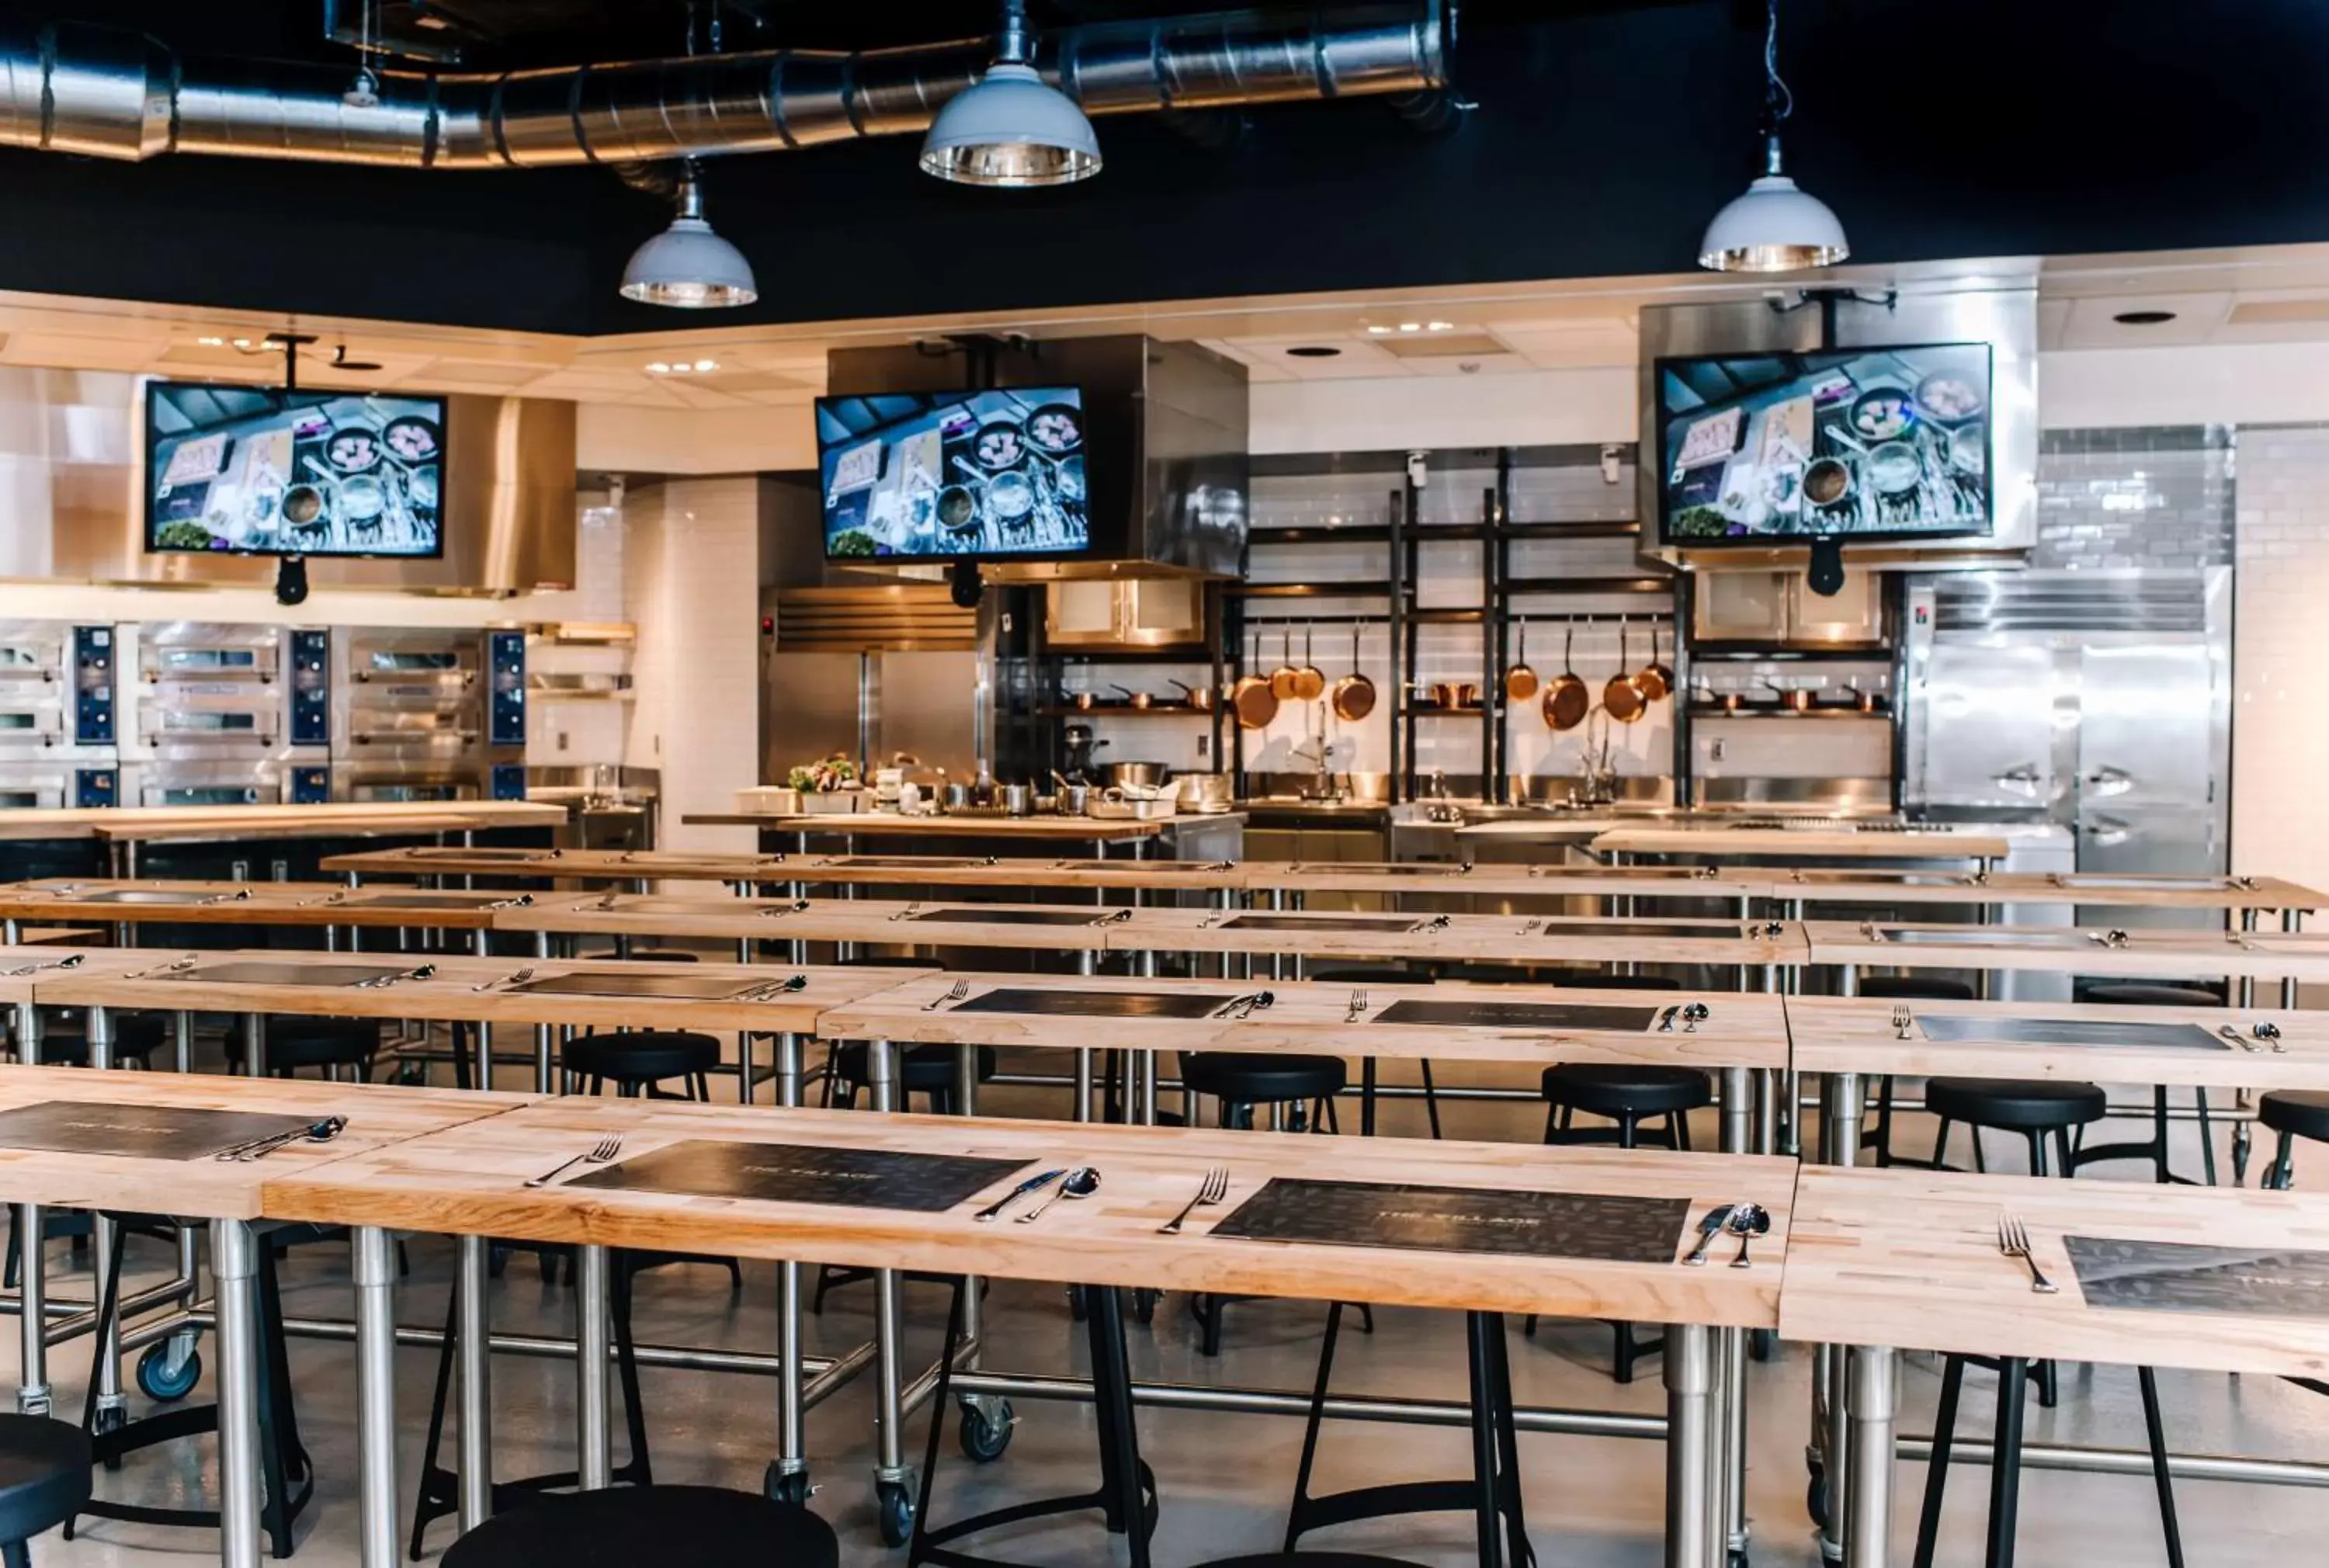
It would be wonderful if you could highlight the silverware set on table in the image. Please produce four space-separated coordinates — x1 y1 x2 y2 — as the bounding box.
1159 1167 1229 1234
887 901 923 922
1890 1004 1917 1039
356 964 436 990
1213 990 1274 1021
1342 988 1369 1024
2218 1021 2286 1053
756 899 813 919
922 980 971 1011
1682 1201 1768 1268
735 973 810 1002
1 954 82 977
127 956 200 980
470 966 536 992
215 1116 346 1163
526 1135 623 1188
1997 1213 2057 1293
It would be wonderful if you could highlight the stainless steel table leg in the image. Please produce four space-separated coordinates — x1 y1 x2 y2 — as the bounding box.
456 1233 492 1532
2237 909 2258 1010
1664 1323 1713 1568
533 1024 555 1096
867 1041 913 1503
89 1007 123 1433
1843 1346 1899 1568
772 1032 809 1497
243 1011 267 1078
354 1225 400 1568
13 1000 43 1416
1717 1066 1751 1562
576 1244 612 1490
213 1217 264 1568
1817 1073 1866 1563
954 1042 984 1355
2284 908 2303 1010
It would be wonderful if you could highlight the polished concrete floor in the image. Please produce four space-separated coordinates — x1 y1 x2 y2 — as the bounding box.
12 1062 2329 1567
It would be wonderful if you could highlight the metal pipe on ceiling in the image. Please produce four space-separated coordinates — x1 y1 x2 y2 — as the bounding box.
0 4 1444 169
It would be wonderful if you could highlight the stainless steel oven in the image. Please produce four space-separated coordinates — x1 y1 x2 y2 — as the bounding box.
329 627 526 802
116 623 331 807
0 620 120 807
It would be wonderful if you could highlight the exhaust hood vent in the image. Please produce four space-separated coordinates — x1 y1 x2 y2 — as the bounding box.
1932 571 2211 635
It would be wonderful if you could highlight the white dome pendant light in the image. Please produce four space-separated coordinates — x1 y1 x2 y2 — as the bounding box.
620 161 759 308
1698 0 1848 272
921 0 1101 188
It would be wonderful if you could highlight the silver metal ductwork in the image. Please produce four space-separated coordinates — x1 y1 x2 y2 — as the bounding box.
0 5 1444 168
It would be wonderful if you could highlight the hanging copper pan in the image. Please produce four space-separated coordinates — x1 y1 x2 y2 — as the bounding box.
1231 629 1281 730
1541 625 1591 732
1504 618 1539 702
1329 623 1376 722
1604 623 1648 723
1268 630 1303 702
1635 623 1674 702
1289 623 1327 702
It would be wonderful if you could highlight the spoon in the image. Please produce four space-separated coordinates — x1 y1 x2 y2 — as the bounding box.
1016 1166 1099 1223
1727 1202 1770 1268
2254 1020 2286 1053
1682 1001 1710 1032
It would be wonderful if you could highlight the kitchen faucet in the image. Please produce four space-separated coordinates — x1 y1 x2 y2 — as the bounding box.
1291 734 1339 801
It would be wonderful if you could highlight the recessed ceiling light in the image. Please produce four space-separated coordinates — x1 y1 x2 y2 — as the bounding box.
1397 322 1421 333
2112 310 2178 326
1426 321 1455 331
1285 345 1342 359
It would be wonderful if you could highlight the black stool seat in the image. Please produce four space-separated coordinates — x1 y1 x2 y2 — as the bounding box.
2081 982 2224 1008
244 1018 380 1071
1202 1556 1432 1567
1182 1053 1346 1103
831 1040 997 1094
0 1414 91 1548
562 1030 720 1084
1540 1063 1712 1119
2261 1091 2329 1144
440 1484 838 1568
32 1011 168 1064
1552 973 1685 991
1927 1077 2108 1131
1855 976 1976 1001
579 949 698 965
1305 963 1418 986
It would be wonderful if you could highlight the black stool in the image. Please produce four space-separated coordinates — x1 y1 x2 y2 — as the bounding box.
2259 1090 2329 1188
578 948 701 965
439 1483 838 1568
1530 1061 1710 1382
70 1218 313 1558
0 1414 90 1568
21 1011 170 1068
1308 963 1439 1139
1552 973 1685 992
2074 982 2223 1184
1914 1355 2181 1568
1179 1053 1355 1358
1203 1558 1429 1567
1285 1302 1531 1567
561 1030 720 1101
1852 976 1976 1167
230 1018 381 1082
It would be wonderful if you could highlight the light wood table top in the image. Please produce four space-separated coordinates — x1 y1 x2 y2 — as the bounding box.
1269 861 1772 900
1805 918 2329 979
36 951 922 1036
0 801 563 845
1122 906 1807 966
1781 1164 2329 1378
0 1066 525 1221
264 1098 1790 1326
0 879 529 931
686 812 1200 842
497 892 1137 952
326 846 792 884
821 973 1788 1070
1788 994 2327 1091
1593 826 2011 862
0 946 154 1004
1769 868 2326 911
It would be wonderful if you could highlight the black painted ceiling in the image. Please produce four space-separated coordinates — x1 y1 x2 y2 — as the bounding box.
1 0 2325 338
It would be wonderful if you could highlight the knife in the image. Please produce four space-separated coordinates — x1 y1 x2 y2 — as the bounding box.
973 1168 1065 1223
1682 1203 1736 1266
1656 1004 1680 1033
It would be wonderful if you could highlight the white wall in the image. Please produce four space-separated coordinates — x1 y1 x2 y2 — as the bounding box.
2230 427 2329 894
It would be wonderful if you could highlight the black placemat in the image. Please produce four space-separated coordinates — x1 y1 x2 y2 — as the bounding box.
566 1139 1030 1211
1543 921 1734 939
908 907 1109 927
2065 1236 2329 1319
1916 1015 2230 1051
1220 914 1423 932
408 848 552 862
344 893 508 910
1373 998 1660 1032
78 890 234 905
952 988 1239 1019
1211 1178 1689 1262
0 1100 316 1161
507 973 776 1001
1880 928 2088 947
165 960 408 988
821 857 988 869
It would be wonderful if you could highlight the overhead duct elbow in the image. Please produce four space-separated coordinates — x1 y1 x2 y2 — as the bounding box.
0 4 1444 168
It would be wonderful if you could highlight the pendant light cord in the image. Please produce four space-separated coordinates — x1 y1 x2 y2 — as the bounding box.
1758 0 1794 172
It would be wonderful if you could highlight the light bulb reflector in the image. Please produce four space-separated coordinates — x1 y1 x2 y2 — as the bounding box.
1697 173 1850 273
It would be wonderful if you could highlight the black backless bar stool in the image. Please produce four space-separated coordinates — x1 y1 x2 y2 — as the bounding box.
1306 963 1439 1138
1849 974 1975 1166
2074 981 2224 1184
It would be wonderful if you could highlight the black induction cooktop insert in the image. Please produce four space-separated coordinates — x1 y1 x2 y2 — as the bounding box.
0 1100 316 1162
567 1139 1029 1212
1220 914 1425 932
1213 1178 1688 1262
2066 1236 2329 1320
907 907 1112 927
164 960 408 988
344 893 508 909
1914 1015 2230 1051
506 973 779 1001
950 988 1240 1020
1372 998 1660 1032
1543 921 1736 939
76 889 241 905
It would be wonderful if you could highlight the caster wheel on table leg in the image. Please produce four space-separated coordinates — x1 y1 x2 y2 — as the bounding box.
876 1479 917 1548
136 1339 201 1402
1806 1465 1829 1531
957 1397 1015 1462
762 1462 811 1507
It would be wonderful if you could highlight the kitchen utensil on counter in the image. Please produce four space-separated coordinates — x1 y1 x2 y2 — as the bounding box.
525 1135 623 1189
1175 773 1234 813
1159 1166 1230 1234
1064 685 1099 712
975 1167 1066 1223
1100 761 1172 791
1232 630 1281 731
942 782 975 811
1330 623 1377 721
1760 678 1816 713
1603 623 1647 723
1289 624 1327 702
1167 678 1215 713
1726 1202 1770 1268
1016 1165 1099 1223
1056 783 1090 815
1001 783 1033 817
1504 619 1539 702
1269 630 1303 702
1683 1203 1736 1266
1543 626 1590 732
1061 725 1104 782
1635 625 1674 702
1109 684 1154 711
1998 1213 2057 1292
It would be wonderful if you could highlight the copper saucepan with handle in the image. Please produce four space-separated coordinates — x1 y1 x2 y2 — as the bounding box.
1232 628 1281 730
1635 623 1674 702
1541 625 1591 732
1329 623 1376 722
1288 623 1326 703
1505 618 1539 702
1604 623 1648 723
1268 630 1303 702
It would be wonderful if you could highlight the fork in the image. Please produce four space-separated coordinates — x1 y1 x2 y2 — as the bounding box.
1343 988 1369 1024
471 966 536 993
887 901 923 922
525 1135 623 1189
922 980 970 1012
357 964 436 990
741 973 810 1001
2 955 83 977
2220 1024 2257 1053
1891 1004 1914 1039
1997 1214 2057 1293
1158 1167 1229 1234
127 956 199 980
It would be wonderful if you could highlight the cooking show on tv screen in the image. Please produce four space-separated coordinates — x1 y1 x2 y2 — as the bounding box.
1655 342 1993 544
818 387 1088 560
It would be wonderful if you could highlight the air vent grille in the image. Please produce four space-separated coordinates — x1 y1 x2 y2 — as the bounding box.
1932 572 2210 635
774 586 976 652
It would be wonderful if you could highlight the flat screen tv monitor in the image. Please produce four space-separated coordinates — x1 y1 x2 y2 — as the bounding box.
144 381 448 558
817 387 1089 560
1653 342 1993 546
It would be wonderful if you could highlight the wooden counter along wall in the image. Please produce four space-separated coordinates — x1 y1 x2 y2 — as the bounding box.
0 801 564 845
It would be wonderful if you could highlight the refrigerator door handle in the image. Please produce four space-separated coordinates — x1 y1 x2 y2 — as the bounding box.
2083 764 2134 795
2079 815 2133 846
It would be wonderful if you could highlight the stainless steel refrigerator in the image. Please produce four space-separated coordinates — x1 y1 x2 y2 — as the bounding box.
1902 567 2230 928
